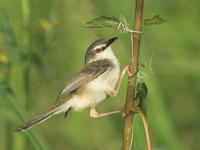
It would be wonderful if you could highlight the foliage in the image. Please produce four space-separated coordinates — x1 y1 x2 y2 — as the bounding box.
84 16 119 28
0 80 49 150
136 82 148 114
0 0 199 150
144 15 166 26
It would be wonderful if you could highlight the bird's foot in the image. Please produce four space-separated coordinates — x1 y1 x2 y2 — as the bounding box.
124 65 133 77
90 108 122 118
122 105 140 118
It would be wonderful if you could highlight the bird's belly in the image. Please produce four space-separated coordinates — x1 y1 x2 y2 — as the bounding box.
71 81 107 111
72 67 120 111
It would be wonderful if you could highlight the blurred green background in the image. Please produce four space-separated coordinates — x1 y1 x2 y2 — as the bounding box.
0 0 199 150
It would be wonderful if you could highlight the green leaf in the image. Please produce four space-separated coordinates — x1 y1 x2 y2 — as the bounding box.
136 82 148 113
84 16 120 28
144 15 167 26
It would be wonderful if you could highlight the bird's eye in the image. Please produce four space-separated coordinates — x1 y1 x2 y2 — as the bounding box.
95 48 102 53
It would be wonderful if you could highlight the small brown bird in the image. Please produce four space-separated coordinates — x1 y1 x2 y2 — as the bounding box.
14 37 129 132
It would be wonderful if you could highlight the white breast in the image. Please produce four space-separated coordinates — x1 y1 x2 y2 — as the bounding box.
67 47 120 111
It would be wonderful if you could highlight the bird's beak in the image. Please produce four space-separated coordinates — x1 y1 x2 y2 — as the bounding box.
105 37 118 47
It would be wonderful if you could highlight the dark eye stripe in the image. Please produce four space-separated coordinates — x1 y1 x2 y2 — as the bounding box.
102 46 106 50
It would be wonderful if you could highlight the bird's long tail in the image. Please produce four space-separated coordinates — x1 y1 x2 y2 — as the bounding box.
13 104 71 132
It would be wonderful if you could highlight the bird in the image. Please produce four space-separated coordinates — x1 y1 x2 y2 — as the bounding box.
14 37 130 132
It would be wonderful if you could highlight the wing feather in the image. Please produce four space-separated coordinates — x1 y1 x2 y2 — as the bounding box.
55 59 113 102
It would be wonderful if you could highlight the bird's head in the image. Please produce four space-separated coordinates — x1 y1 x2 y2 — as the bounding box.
84 37 118 64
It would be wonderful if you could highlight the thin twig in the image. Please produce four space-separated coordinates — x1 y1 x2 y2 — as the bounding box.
149 52 154 72
138 109 152 150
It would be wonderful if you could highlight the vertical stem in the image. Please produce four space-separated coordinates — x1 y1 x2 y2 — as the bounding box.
5 63 13 150
21 0 32 149
24 65 33 149
6 123 13 150
21 0 30 46
123 0 144 150
21 0 32 109
24 62 33 109
131 0 144 73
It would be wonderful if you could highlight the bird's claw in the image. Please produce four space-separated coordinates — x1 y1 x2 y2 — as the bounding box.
118 107 126 118
121 105 140 118
125 65 133 77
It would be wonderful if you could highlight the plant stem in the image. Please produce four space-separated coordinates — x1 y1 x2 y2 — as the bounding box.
6 123 13 150
21 0 32 148
123 0 144 150
5 63 13 150
138 109 152 150
24 62 33 109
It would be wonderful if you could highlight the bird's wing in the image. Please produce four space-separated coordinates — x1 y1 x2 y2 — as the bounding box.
54 59 113 103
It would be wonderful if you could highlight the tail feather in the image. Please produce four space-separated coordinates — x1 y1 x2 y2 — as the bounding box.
13 109 57 132
14 99 73 132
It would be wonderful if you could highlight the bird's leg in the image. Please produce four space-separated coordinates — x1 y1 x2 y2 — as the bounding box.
106 65 132 97
90 66 131 118
64 107 72 118
90 108 123 118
